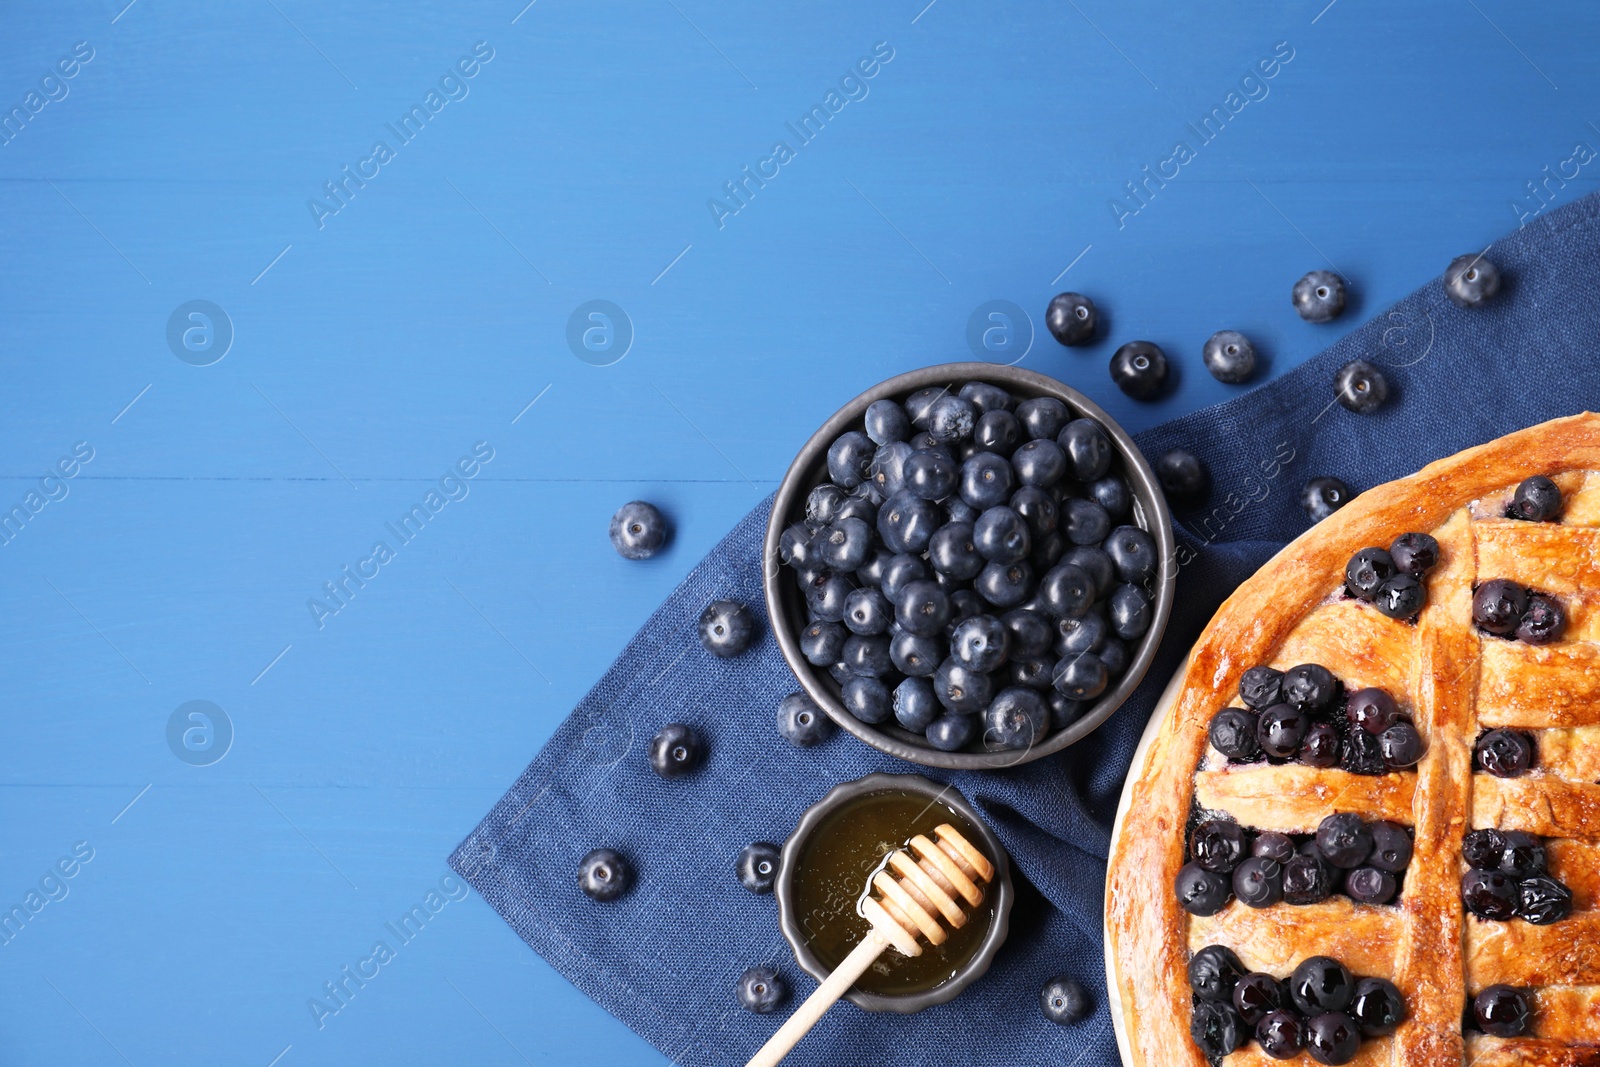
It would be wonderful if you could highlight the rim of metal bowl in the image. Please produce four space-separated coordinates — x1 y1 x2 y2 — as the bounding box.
761 362 1176 770
773 772 1014 1013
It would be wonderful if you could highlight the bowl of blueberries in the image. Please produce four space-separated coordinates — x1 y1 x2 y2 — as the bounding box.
763 362 1177 769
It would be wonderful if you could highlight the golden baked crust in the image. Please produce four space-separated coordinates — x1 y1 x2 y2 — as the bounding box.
1107 413 1600 1067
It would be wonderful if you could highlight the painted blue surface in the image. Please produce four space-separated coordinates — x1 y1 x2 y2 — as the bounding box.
0 1 1594 1062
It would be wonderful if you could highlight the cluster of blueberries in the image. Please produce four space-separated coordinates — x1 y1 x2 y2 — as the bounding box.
1208 664 1425 776
1177 812 1413 916
1461 827 1572 925
1188 946 1405 1063
1343 531 1438 620
779 381 1159 752
1471 474 1569 644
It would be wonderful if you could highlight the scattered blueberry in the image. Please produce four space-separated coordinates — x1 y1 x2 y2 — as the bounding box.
1509 474 1561 522
1444 253 1502 309
1202 330 1258 384
1039 975 1092 1024
649 723 705 779
1109 341 1168 400
776 691 834 747
1293 270 1347 323
1345 687 1399 733
1045 292 1097 347
1334 360 1389 415
737 842 781 893
1190 819 1248 873
1464 829 1508 871
1155 450 1209 507
1302 476 1353 523
609 501 669 560
737 966 789 1014
578 847 634 902
700 600 757 657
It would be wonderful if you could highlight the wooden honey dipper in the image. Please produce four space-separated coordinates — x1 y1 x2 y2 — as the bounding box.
746 823 996 1067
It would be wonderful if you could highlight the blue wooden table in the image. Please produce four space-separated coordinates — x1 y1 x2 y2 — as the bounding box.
2 1 1594 1062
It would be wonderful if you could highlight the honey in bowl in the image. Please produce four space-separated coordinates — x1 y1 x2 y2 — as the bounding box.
789 789 997 997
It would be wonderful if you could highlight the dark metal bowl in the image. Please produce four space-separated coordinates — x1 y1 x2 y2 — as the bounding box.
774 772 1013 1013
762 362 1176 769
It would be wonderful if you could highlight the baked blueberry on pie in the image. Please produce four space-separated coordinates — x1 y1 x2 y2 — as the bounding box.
1109 417 1600 1066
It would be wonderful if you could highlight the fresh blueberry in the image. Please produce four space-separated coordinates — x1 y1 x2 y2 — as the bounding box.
1007 654 1054 690
799 619 846 665
1282 663 1339 713
803 572 853 623
869 440 913 498
1109 341 1168 400
1256 703 1308 759
1380 721 1424 767
1316 814 1373 868
1001 609 1054 657
826 662 852 684
1300 721 1342 768
1104 525 1157 584
944 497 979 525
737 842 781 893
864 398 911 445
904 387 946 429
578 848 633 901
1472 579 1529 636
973 409 1022 454
877 490 942 554
1344 865 1397 905
1189 944 1246 1001
1256 1010 1305 1059
983 686 1048 749
1155 450 1209 507
951 614 1009 672
855 549 890 588
976 560 1034 608
805 483 847 525
827 430 876 489
817 517 871 573
1290 956 1354 1015
1039 975 1092 1024
1508 474 1561 521
1176 862 1232 916
925 713 976 751
1209 708 1262 761
1350 978 1406 1037
924 523 980 583
780 521 821 573
1108 584 1151 639
649 723 705 779
1517 594 1566 644
1040 563 1094 619
932 658 993 713
890 629 943 677
946 588 985 629
1344 547 1396 601
1238 666 1284 710
1444 253 1502 308
841 633 892 676
929 395 978 444
1045 292 1097 346
1060 545 1114 599
1376 574 1424 619
1098 635 1129 676
1203 330 1258 384
835 492 876 525
892 676 941 732
1334 359 1389 414
1518 875 1572 924
1088 475 1131 519
1253 832 1296 864
908 430 939 451
1464 829 1507 871
1304 1012 1360 1066
1013 439 1067 487
1499 830 1547 878
1282 854 1332 905
880 553 928 600
973 506 1031 563
958 381 1014 413
1052 652 1107 700
1058 418 1113 481
1233 972 1284 1026
1010 486 1059 540
894 579 952 636
903 449 959 501
1472 985 1531 1037
841 676 891 723
1475 728 1534 777
1389 531 1440 575
609 501 669 560
1302 476 1353 522
1367 821 1413 873
959 451 1014 510
776 691 834 747
1047 690 1088 730
1190 1002 1245 1058
1292 270 1347 323
1233 856 1284 908
737 966 788 1014
842 587 892 636
1016 396 1070 440
1062 498 1112 546
1054 610 1107 658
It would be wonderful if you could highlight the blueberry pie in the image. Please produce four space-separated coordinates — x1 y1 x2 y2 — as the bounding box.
1109 416 1600 1066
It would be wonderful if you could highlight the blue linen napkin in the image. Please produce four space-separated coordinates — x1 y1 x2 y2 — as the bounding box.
450 192 1600 1067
